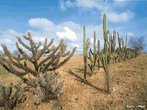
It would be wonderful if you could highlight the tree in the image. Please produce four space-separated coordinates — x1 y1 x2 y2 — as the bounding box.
129 36 144 54
0 32 76 106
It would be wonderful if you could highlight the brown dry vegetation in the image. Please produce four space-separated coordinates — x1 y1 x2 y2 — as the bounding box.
0 54 147 110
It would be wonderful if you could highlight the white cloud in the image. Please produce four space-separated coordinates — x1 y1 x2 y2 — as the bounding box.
113 0 129 7
77 0 97 8
0 17 135 54
0 29 23 52
26 18 105 53
61 21 81 31
70 43 79 48
0 29 21 44
59 0 66 11
29 18 54 31
32 36 47 43
76 0 110 11
59 0 135 23
59 0 109 11
56 27 77 42
59 0 74 11
104 11 135 23
27 18 81 51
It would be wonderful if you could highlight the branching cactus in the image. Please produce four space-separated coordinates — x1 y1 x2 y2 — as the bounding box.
0 83 27 110
0 32 76 106
88 31 97 74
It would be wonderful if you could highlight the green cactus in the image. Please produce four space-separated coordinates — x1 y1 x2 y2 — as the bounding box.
111 31 116 53
101 13 111 93
103 14 108 43
0 83 26 110
83 26 90 80
97 40 100 70
99 52 111 94
87 31 98 74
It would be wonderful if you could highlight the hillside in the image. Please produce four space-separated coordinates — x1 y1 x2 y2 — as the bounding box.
0 54 147 110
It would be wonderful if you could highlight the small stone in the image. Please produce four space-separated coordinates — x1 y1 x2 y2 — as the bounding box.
113 87 116 91
75 97 78 101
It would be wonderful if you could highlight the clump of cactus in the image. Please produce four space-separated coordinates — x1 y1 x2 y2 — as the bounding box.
82 13 140 94
0 32 76 106
82 14 111 93
0 83 27 110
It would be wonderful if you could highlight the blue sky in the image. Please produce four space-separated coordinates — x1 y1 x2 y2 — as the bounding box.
0 0 147 53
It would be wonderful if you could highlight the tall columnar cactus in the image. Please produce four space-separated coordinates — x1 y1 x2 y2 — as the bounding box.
101 13 111 93
0 32 76 106
117 32 122 50
117 32 128 61
81 13 138 94
93 31 97 55
83 26 90 80
103 14 111 64
111 31 116 53
97 40 100 70
103 14 109 55
99 52 111 94
103 14 108 43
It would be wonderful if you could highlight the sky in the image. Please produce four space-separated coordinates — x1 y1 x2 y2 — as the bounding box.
0 0 147 54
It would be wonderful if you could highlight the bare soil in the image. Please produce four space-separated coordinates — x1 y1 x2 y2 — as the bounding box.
0 54 147 110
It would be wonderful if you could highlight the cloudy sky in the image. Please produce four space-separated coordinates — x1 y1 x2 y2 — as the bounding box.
0 0 147 53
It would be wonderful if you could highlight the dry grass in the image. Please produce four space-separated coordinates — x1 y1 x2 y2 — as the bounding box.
0 54 147 110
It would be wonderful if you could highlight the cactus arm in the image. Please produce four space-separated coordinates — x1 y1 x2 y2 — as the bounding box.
1 44 36 76
17 37 32 51
38 39 63 67
37 38 54 60
0 58 28 76
36 42 42 49
30 38 37 58
47 47 77 71
103 14 107 42
12 55 24 61
15 42 32 60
